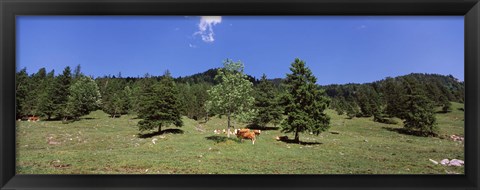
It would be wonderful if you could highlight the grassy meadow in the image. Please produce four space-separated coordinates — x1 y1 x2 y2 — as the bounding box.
16 102 464 174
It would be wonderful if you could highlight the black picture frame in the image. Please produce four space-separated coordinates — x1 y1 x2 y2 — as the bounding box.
1 0 479 189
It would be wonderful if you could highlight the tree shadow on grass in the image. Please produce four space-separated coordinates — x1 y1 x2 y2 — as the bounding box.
278 138 322 145
81 117 97 120
138 129 184 138
382 126 434 137
246 123 279 131
205 135 241 143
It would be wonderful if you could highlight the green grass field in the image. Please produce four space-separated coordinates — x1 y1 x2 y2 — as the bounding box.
16 102 464 174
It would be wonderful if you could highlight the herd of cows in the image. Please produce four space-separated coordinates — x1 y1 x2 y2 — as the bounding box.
20 115 286 145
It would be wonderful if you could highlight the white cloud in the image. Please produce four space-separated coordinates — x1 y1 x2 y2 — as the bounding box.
356 25 367 30
188 43 197 48
194 16 222 43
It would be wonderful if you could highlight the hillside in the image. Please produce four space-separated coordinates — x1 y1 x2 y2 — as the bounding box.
16 103 464 174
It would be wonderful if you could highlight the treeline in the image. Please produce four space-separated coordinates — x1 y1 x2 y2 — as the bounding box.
323 73 464 119
16 62 464 137
16 65 102 122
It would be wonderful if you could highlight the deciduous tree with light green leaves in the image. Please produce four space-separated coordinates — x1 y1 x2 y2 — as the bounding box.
281 58 330 143
206 59 256 137
64 76 102 121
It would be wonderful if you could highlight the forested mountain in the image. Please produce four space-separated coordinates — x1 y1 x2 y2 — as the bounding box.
174 68 258 85
322 73 464 122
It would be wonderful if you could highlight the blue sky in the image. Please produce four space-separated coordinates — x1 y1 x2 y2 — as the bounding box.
17 16 464 85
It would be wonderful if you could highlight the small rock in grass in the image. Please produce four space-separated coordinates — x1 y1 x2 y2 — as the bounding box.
429 159 439 165
448 159 464 167
440 159 450 166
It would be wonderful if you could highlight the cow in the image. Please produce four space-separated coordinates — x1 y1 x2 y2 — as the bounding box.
236 131 256 144
235 129 256 144
275 136 289 141
234 128 250 135
253 129 261 136
28 116 40 122
213 129 221 134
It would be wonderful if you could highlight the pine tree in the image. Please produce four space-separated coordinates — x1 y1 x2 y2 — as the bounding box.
190 83 210 121
137 72 183 133
401 77 438 136
73 64 82 80
53 66 72 119
177 83 196 118
355 85 381 117
253 74 283 128
206 59 256 137
440 96 452 113
16 68 29 119
22 68 47 116
345 100 360 119
121 85 133 114
383 77 405 118
281 58 330 143
37 70 56 119
102 78 128 118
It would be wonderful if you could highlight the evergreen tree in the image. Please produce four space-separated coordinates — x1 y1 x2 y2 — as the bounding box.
53 66 72 119
137 72 183 133
440 96 452 113
102 78 128 118
206 59 256 137
253 74 283 128
401 77 438 136
73 64 82 80
281 58 330 143
177 83 196 118
121 85 133 114
22 68 47 116
383 77 405 118
16 68 29 119
64 76 102 121
355 85 381 117
345 100 360 119
190 83 210 121
37 70 56 119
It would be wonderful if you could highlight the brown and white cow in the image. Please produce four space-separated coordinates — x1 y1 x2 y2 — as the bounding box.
252 129 261 136
235 129 256 144
28 116 40 122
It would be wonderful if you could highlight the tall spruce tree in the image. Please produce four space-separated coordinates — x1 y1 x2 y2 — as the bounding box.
53 66 72 119
206 59 256 137
16 68 29 119
383 77 405 118
102 78 129 118
355 85 381 117
401 77 438 136
253 74 283 128
37 70 56 119
22 68 47 116
190 83 210 121
281 58 330 143
137 72 183 133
